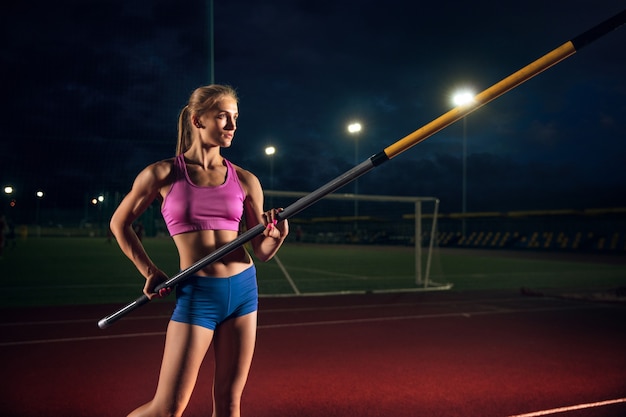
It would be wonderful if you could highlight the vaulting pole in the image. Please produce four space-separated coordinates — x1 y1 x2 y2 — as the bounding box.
99 10 625 329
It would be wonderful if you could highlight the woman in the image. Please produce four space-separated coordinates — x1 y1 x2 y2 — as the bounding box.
110 84 288 417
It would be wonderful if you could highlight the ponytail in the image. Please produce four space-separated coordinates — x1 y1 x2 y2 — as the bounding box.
176 105 191 156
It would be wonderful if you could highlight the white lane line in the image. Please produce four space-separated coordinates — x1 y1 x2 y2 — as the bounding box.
0 314 173 327
506 398 626 416
0 295 596 327
0 304 590 347
0 332 166 346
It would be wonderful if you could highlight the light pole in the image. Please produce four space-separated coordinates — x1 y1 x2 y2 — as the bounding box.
3 185 14 205
452 90 475 238
347 122 362 233
91 195 105 237
3 185 15 210
265 146 276 207
35 190 44 237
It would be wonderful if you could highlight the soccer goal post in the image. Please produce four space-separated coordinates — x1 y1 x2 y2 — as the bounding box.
262 190 451 295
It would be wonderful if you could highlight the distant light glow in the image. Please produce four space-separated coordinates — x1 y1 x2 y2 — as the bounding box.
36 190 44 198
347 122 362 134
265 146 276 156
452 90 475 106
4 186 13 195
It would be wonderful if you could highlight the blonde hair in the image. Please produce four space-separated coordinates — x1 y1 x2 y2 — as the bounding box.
176 84 239 155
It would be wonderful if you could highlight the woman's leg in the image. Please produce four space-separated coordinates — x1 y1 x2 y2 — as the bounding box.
128 320 214 417
211 311 258 417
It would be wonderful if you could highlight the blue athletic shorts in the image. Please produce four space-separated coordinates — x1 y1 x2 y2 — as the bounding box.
171 265 258 330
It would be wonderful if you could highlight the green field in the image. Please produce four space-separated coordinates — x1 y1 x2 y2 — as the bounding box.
1 237 625 307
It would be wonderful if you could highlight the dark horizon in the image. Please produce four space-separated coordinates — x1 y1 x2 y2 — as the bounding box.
2 1 625 225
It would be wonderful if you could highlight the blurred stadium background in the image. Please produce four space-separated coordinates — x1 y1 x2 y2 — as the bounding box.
2 189 625 308
3 187 625 252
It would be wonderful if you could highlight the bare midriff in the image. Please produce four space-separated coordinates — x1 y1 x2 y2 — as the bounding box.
172 229 252 278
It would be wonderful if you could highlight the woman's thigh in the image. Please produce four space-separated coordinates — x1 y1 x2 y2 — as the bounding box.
152 321 214 411
213 312 258 400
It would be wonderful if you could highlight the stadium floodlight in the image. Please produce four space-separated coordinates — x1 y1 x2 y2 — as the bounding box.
452 90 475 106
347 122 362 134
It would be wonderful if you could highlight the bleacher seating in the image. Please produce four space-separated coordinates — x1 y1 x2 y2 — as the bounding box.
436 230 625 253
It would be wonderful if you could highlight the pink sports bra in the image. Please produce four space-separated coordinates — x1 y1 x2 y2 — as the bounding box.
161 154 245 236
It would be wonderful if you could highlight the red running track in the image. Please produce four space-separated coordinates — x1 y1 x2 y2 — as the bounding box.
1 290 625 417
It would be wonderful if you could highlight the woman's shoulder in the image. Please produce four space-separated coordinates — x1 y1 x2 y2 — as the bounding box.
228 161 261 194
229 161 257 183
148 157 177 174
135 157 177 186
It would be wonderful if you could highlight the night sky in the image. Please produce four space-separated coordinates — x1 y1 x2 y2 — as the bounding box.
2 1 625 221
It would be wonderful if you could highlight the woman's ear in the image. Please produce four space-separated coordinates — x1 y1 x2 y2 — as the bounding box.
192 116 204 129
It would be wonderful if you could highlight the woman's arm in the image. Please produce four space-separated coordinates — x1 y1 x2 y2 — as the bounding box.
239 168 289 262
110 162 170 297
